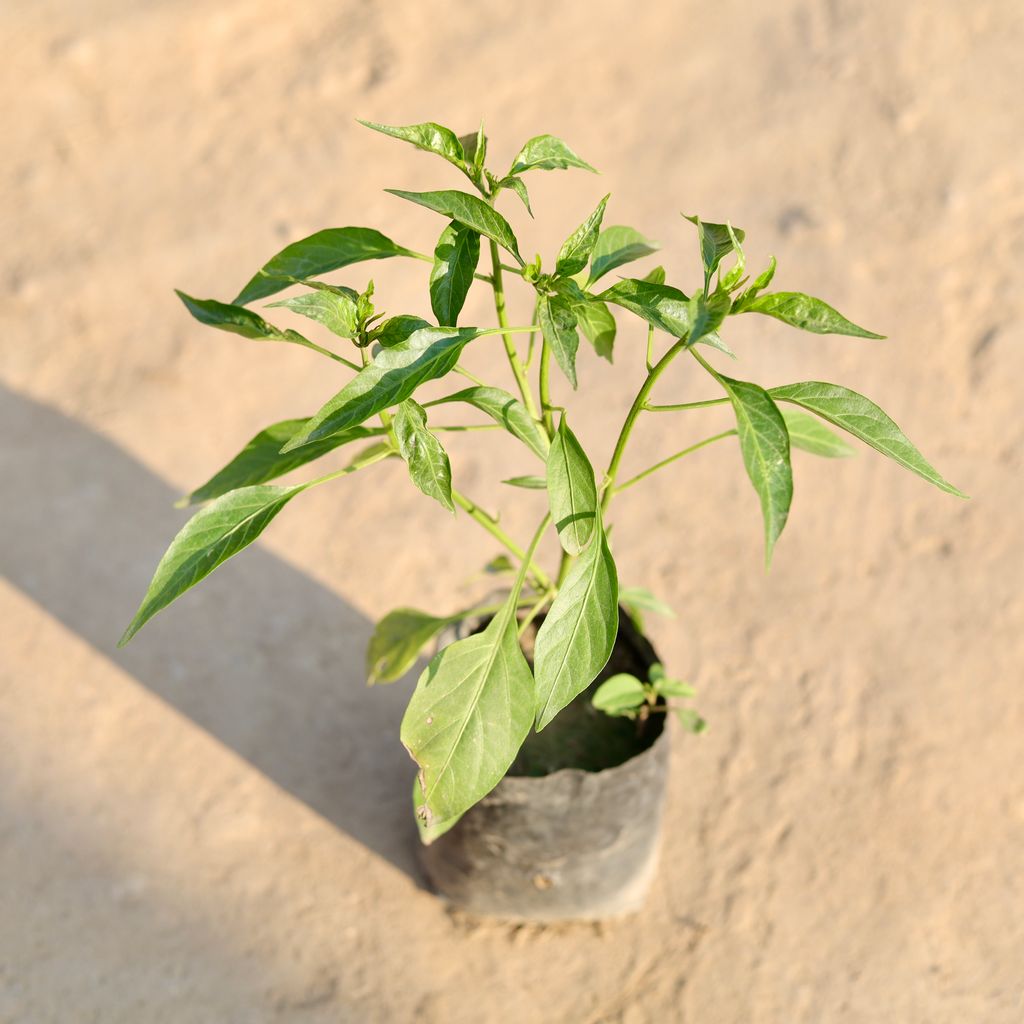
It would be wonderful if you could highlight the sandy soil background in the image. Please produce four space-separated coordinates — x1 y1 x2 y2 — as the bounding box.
2 1 1022 1021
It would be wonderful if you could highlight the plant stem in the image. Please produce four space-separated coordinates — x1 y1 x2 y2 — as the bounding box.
644 397 730 413
645 325 655 373
517 589 552 638
539 337 555 438
304 444 395 489
451 489 553 591
610 430 737 496
433 424 502 433
454 365 487 386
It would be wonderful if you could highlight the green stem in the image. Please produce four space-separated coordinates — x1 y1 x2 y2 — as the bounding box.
454 364 487 386
406 247 492 284
517 589 553 638
433 424 502 433
645 397 730 412
506 513 553 616
645 325 655 373
303 444 395 489
611 430 737 496
539 337 555 438
555 548 574 588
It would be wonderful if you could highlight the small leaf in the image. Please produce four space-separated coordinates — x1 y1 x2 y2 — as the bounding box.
781 408 855 458
770 382 966 496
737 291 884 338
367 607 454 684
495 175 532 216
394 400 455 512
546 416 598 556
741 256 777 302
282 325 486 450
429 386 549 460
575 299 617 362
458 122 487 176
619 586 675 619
508 134 597 175
683 215 746 279
675 708 707 733
485 554 515 575
385 189 524 265
719 375 793 566
591 673 646 717
587 225 659 286
429 221 481 327
234 227 415 306
555 194 610 277
653 678 695 698
179 420 378 505
267 287 359 339
641 265 667 285
358 119 467 172
539 293 580 388
401 593 535 824
535 517 619 729
503 475 546 489
119 484 303 645
369 314 433 348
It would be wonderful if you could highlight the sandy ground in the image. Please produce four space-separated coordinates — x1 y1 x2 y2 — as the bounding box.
2 1 1023 1021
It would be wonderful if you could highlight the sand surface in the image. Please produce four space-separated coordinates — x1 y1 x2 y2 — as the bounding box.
2 1 1022 1021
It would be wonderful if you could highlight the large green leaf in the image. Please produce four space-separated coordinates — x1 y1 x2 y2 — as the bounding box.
683 215 746 279
393 400 455 512
118 484 303 645
281 324 486 451
598 278 695 337
401 593 535 824
429 221 480 327
429 386 548 460
587 225 659 286
737 291 884 338
367 607 455 685
385 189 524 265
546 416 597 556
539 293 580 388
267 286 359 339
575 298 616 362
770 382 966 496
781 408 854 458
720 375 793 566
555 194 609 277
508 134 597 175
357 118 466 172
534 518 618 729
234 227 415 305
179 420 378 505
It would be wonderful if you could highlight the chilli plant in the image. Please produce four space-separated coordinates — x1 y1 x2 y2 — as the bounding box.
119 119 964 838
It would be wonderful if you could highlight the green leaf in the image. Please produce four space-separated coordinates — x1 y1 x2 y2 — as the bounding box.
494 175 532 216
575 299 617 362
429 221 481 327
503 475 546 489
687 291 732 348
642 265 667 285
539 293 580 388
394 400 455 512
234 227 415 306
598 278 694 337
675 708 707 733
367 607 455 685
357 119 467 172
282 325 485 450
119 484 303 645
719 376 793 566
546 416 598 556
555 194 610 277
740 256 777 302
458 123 487 177
737 291 884 338
591 674 647 717
508 134 597 175
385 189 524 265
653 677 695 698
267 287 359 339
781 408 855 458
429 386 549 460
179 419 378 506
770 382 966 496
587 225 659 286
401 593 535 824
683 215 746 279
619 586 675 619
413 778 462 844
535 517 618 729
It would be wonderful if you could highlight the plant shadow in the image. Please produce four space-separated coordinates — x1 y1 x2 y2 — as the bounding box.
0 384 424 881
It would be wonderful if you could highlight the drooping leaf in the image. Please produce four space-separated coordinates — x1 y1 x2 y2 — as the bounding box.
429 221 481 327
770 382 966 496
555 194 610 277
357 119 467 172
385 189 524 265
534 518 618 729
282 325 487 450
179 420 379 506
267 287 360 339
781 408 855 458
546 416 597 556
367 607 456 684
539 293 580 388
683 215 746 280
429 386 548 460
494 174 532 216
502 475 546 489
719 376 793 566
737 291 884 338
574 299 617 361
394 400 455 512
591 673 646 717
508 134 597 175
234 227 415 305
587 225 659 286
119 484 303 645
401 593 535 824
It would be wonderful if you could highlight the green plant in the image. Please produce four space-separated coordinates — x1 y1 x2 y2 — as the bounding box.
119 119 964 838
592 663 706 734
